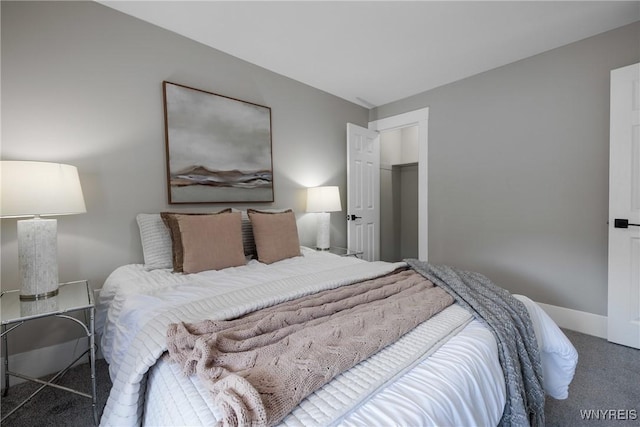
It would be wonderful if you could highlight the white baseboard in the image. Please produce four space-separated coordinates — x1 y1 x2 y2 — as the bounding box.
0 338 101 388
536 301 608 339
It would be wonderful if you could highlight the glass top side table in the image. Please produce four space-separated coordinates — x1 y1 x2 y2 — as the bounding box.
1 280 98 425
319 247 364 258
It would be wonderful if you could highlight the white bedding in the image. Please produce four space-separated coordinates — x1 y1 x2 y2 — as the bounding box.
97 247 577 426
142 318 504 427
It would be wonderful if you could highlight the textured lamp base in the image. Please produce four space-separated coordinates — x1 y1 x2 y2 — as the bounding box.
20 296 59 315
315 212 331 250
17 218 59 300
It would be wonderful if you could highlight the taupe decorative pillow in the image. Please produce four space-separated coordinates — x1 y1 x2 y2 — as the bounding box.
247 209 301 264
160 209 234 273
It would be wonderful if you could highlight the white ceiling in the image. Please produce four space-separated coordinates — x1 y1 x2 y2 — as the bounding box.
100 1 640 108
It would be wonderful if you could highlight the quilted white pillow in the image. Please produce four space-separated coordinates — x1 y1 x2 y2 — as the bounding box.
136 213 173 270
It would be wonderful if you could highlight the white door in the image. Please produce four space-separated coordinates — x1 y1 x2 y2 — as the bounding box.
608 62 640 349
347 123 380 261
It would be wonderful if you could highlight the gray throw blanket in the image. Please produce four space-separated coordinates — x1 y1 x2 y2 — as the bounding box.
407 260 545 427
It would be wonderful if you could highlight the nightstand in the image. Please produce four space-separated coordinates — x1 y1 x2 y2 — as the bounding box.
1 280 98 425
321 247 364 258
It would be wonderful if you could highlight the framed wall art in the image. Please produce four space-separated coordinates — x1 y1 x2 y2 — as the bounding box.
163 81 274 203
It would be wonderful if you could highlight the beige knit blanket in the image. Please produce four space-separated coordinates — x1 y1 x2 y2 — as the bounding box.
166 268 453 427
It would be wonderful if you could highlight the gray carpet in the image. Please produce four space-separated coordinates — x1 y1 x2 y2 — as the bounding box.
0 358 111 427
1 329 638 426
545 329 640 427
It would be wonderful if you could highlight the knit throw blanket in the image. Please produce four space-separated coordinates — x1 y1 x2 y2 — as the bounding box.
407 260 545 427
166 268 453 427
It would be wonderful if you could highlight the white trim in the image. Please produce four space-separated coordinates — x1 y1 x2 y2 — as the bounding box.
536 301 608 339
369 108 429 261
0 338 100 387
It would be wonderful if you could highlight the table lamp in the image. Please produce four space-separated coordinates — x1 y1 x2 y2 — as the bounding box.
306 186 342 250
1 161 86 300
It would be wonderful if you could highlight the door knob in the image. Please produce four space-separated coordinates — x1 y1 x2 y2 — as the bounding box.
614 218 640 228
347 214 362 221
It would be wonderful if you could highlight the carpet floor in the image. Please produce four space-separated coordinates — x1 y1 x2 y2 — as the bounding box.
1 329 638 426
0 358 111 427
544 329 639 427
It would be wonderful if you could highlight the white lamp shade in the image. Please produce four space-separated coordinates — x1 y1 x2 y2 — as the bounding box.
1 161 86 218
306 186 342 213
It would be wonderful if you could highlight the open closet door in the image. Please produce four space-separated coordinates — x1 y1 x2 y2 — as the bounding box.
608 62 640 349
346 123 380 261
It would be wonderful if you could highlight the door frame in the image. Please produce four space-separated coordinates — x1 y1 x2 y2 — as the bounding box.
369 108 429 261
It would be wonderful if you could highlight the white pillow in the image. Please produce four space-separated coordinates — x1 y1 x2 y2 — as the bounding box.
136 213 173 270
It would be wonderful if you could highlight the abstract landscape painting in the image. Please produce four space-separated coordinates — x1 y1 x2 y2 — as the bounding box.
163 81 273 203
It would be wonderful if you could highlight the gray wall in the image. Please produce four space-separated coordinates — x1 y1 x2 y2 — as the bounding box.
380 128 420 262
371 21 640 316
398 164 419 260
380 163 419 262
379 164 398 262
1 1 367 354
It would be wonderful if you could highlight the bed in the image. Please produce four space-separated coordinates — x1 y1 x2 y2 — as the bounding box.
96 210 578 426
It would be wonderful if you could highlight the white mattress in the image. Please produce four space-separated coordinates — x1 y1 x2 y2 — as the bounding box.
97 247 576 426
